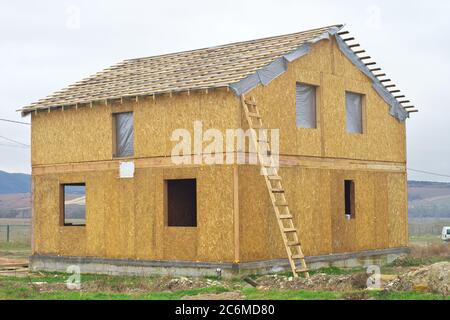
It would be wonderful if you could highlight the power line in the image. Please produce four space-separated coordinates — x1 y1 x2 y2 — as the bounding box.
408 168 450 179
0 135 30 147
0 143 30 149
0 118 30 125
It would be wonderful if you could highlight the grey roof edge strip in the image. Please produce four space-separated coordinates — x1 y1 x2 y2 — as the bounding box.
229 26 343 96
231 25 409 122
334 35 409 122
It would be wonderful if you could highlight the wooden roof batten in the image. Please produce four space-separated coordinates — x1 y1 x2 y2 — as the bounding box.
19 25 418 117
18 25 343 116
338 29 419 116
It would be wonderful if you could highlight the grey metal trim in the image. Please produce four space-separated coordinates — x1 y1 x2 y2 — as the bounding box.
335 36 408 122
229 26 342 96
230 25 408 122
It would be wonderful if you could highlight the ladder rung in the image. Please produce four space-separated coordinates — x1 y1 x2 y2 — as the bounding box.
292 254 305 259
279 215 293 219
245 100 257 106
248 112 261 119
268 176 282 181
284 228 297 233
295 268 310 274
287 241 300 247
275 202 288 207
271 188 285 193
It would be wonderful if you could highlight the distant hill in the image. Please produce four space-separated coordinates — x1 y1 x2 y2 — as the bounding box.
408 180 450 219
0 171 31 194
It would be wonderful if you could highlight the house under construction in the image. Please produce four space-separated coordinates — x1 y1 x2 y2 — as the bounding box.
19 25 417 277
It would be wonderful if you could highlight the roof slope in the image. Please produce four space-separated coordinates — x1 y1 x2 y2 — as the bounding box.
19 25 341 114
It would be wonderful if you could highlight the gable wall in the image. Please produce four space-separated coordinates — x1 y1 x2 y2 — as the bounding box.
247 37 406 163
238 37 408 261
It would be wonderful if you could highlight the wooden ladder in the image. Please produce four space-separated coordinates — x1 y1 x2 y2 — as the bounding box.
241 95 310 279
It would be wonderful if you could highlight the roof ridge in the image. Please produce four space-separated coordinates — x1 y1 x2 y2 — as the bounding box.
123 24 344 63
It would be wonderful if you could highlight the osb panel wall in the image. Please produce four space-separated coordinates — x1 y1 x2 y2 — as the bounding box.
239 166 408 262
247 37 406 163
31 105 112 165
31 89 241 166
33 165 235 263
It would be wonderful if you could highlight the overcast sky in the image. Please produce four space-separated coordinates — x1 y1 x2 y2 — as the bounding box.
1 0 449 181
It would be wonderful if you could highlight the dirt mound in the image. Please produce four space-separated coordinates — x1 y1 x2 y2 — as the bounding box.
256 273 370 292
152 277 213 291
387 262 450 295
26 276 239 295
151 277 241 292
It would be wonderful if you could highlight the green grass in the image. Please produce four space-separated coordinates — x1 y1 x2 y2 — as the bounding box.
409 235 445 246
0 273 230 300
0 286 230 300
1 272 449 300
310 266 364 275
242 288 450 300
247 266 364 280
0 242 30 250
0 242 31 260
384 255 450 269
242 288 343 300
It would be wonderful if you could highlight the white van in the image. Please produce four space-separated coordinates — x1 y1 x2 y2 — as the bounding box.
442 227 450 242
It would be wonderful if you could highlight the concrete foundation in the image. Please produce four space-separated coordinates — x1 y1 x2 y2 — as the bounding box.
29 247 409 278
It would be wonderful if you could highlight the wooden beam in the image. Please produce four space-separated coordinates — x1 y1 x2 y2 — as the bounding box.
32 154 407 176
233 166 240 264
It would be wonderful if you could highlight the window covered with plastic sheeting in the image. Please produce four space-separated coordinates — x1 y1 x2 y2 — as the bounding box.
114 112 134 157
296 83 317 129
345 92 363 134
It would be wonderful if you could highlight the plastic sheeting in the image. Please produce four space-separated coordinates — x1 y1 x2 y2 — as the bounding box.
115 112 134 157
229 26 341 97
345 92 363 134
296 83 317 128
230 26 408 122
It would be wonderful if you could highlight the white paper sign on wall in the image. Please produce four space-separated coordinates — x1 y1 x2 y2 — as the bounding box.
119 161 135 179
